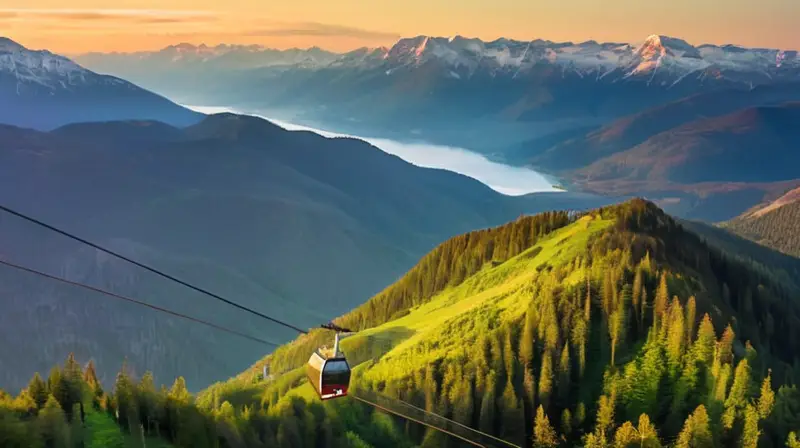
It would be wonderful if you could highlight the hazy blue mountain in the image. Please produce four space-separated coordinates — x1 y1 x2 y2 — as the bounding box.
0 37 202 130
0 114 614 393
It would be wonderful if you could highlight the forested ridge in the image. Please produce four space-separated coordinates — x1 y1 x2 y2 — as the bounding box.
3 199 800 447
725 199 800 258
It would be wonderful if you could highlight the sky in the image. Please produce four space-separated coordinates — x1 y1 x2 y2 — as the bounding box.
1 0 798 54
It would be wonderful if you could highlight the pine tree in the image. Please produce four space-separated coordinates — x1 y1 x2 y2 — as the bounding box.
62 353 84 418
613 421 638 447
757 370 775 420
168 377 192 406
665 297 685 370
558 343 571 402
685 296 697 346
523 368 536 412
595 395 615 442
723 359 751 429
636 414 661 448
478 372 497 434
676 405 713 448
719 325 735 366
28 373 48 410
538 353 554 411
572 316 588 378
47 367 68 414
83 361 102 397
788 432 800 448
139 372 158 434
609 301 626 366
654 272 669 331
561 408 573 437
632 266 643 331
740 404 760 448
575 402 587 432
693 315 716 365
520 308 537 370
533 405 559 448
37 395 69 448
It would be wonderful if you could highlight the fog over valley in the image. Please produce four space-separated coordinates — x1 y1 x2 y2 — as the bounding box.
185 105 561 196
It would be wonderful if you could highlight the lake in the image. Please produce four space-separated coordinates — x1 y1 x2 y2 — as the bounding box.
185 105 560 196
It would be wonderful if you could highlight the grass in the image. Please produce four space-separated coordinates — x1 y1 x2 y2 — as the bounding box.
278 215 614 392
84 411 173 448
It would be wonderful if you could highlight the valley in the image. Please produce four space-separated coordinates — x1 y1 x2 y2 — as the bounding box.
184 105 561 196
76 35 800 221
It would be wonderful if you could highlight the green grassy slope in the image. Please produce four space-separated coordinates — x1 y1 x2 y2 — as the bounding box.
7 199 798 447
196 200 800 447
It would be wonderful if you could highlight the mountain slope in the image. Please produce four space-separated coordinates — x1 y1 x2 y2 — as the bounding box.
0 37 202 130
723 187 800 257
574 103 800 185
523 82 800 170
0 113 614 394
195 199 800 447
555 102 800 221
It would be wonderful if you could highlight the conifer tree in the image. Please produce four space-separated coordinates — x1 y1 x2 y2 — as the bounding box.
632 266 643 330
558 343 571 403
654 272 669 331
636 414 661 448
676 405 713 448
685 296 697 346
740 404 760 448
523 368 536 412
561 408 573 437
533 405 559 448
609 301 626 365
538 353 554 411
28 373 48 411
666 298 686 370
723 359 751 429
594 395 615 443
757 371 775 420
478 372 497 434
37 395 69 448
572 316 588 378
719 325 736 366
613 421 638 447
520 308 537 370
693 315 716 365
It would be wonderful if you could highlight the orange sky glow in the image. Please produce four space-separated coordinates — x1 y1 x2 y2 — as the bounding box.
2 0 798 54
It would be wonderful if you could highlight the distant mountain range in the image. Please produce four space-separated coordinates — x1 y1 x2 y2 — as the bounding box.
73 34 800 220
0 37 202 130
74 34 799 151
0 112 614 393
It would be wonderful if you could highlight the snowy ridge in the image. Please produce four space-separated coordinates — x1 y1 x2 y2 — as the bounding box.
0 37 132 93
357 33 798 83
80 42 340 70
72 33 800 88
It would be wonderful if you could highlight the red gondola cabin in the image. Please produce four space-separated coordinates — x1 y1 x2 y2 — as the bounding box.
307 347 351 400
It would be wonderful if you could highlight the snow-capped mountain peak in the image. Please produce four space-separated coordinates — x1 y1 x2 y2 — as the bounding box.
0 37 24 52
0 37 134 94
636 35 701 59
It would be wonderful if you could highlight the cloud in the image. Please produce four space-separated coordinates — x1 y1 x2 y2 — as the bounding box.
0 8 214 24
245 22 399 40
